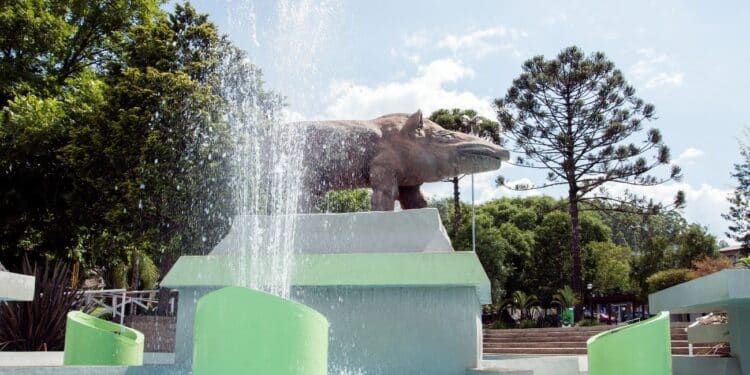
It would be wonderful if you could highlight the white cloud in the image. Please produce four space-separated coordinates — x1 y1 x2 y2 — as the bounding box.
542 13 568 26
629 48 684 89
325 58 494 119
422 168 538 207
402 30 430 49
606 181 731 239
436 26 526 58
674 147 705 165
398 26 527 61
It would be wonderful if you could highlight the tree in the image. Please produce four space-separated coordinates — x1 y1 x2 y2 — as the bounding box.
584 241 631 294
0 2 280 287
428 108 501 236
723 131 750 255
674 224 718 268
315 189 372 213
495 46 683 316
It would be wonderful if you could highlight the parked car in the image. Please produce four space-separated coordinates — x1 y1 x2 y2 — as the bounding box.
597 313 617 324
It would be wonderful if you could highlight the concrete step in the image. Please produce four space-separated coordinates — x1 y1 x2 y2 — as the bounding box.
484 347 717 355
467 368 533 375
486 342 586 349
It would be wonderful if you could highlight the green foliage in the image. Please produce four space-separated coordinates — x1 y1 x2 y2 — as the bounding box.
585 241 631 294
723 130 750 255
502 290 539 322
428 108 501 144
674 224 718 268
577 318 600 327
0 258 91 351
0 2 278 286
553 285 579 309
495 46 683 302
646 268 696 293
315 189 372 213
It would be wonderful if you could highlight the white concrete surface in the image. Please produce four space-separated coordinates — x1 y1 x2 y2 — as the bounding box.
211 208 454 255
0 352 174 367
0 271 34 301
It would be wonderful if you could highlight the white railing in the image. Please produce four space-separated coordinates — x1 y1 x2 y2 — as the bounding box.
83 289 175 324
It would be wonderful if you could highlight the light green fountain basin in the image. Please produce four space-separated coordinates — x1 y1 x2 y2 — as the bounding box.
192 286 329 375
63 311 144 366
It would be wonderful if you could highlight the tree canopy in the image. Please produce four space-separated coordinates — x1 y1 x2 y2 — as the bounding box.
494 46 683 311
0 1 279 289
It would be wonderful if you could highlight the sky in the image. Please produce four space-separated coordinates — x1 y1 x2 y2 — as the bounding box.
183 0 749 241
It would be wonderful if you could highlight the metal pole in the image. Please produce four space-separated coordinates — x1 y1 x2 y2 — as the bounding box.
471 173 476 253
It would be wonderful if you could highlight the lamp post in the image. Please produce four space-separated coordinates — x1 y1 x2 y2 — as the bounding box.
587 283 593 319
461 115 481 253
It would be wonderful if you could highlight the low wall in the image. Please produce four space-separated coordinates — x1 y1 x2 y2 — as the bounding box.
125 316 176 353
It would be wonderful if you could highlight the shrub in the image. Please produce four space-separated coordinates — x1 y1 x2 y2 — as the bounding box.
0 259 91 351
646 268 696 293
577 318 599 327
490 320 512 329
519 319 537 329
692 256 733 277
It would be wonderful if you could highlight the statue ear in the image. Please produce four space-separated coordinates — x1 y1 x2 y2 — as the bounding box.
401 110 423 134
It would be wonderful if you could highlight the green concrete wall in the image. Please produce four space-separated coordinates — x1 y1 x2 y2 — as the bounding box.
63 311 144 366
587 311 672 375
192 287 328 375
293 286 482 375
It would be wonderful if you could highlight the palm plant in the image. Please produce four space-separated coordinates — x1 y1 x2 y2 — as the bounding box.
503 291 540 322
553 285 579 310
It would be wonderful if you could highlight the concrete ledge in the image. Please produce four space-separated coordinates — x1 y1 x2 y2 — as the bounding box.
0 352 174 367
211 208 453 255
162 252 492 304
0 271 34 301
649 270 750 313
481 355 587 375
673 355 741 375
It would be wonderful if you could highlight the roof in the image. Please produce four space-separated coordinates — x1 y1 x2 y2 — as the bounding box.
162 252 491 304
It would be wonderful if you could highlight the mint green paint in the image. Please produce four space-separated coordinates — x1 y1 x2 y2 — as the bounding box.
192 287 328 375
587 311 672 375
294 286 482 375
649 270 750 314
161 252 491 304
728 301 750 375
63 311 144 366
649 270 750 375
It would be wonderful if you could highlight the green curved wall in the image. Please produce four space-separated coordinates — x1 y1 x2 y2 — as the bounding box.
587 311 672 375
192 286 329 375
63 311 144 366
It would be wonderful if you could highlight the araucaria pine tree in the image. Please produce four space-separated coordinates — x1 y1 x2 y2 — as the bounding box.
723 133 750 255
494 46 683 316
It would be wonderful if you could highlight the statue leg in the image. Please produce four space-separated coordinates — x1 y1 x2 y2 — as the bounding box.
398 185 427 209
370 167 397 211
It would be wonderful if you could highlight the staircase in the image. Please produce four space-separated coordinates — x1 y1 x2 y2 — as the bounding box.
483 322 725 356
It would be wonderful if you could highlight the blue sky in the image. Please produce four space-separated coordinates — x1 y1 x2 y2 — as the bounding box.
184 0 749 241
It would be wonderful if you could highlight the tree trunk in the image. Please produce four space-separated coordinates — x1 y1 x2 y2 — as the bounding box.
452 177 461 237
568 192 583 322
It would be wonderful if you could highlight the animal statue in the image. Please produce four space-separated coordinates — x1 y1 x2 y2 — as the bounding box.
297 110 509 211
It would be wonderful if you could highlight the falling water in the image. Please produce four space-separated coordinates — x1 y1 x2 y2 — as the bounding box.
218 0 339 299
